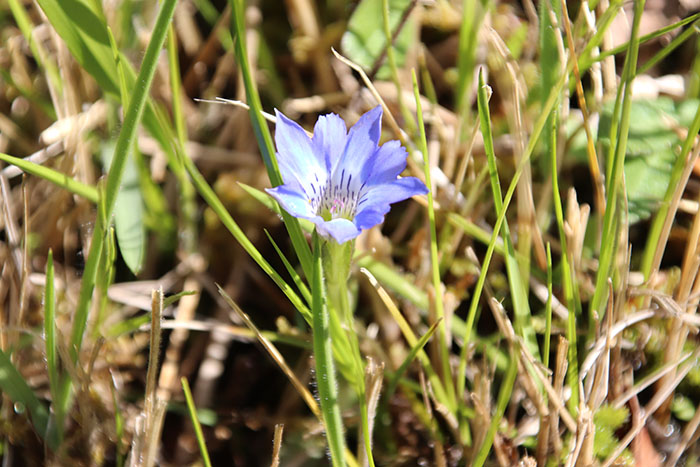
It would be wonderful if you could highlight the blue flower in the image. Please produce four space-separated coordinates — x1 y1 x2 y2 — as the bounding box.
265 106 428 244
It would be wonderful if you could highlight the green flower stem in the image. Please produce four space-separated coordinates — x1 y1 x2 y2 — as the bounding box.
321 239 375 466
312 234 347 467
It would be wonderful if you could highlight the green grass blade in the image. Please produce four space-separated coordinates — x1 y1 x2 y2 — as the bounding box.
457 41 573 404
229 0 312 280
167 26 199 254
543 244 553 370
0 153 98 203
589 0 645 320
636 19 700 77
475 70 538 360
44 250 58 399
641 93 700 279
382 0 415 134
265 230 312 306
413 69 457 410
311 234 346 467
0 348 50 444
44 250 62 446
472 345 518 467
456 0 486 115
7 0 62 94
583 11 700 71
181 154 311 322
35 0 118 95
69 0 177 357
181 378 213 467
384 319 441 403
550 112 581 414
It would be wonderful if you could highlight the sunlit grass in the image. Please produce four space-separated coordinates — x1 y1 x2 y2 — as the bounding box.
1 0 700 465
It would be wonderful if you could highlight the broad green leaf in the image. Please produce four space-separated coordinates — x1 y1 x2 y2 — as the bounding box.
597 98 700 224
102 143 146 276
340 0 415 79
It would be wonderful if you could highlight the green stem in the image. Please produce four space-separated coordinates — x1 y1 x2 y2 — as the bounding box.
412 70 457 411
322 239 374 466
312 234 347 467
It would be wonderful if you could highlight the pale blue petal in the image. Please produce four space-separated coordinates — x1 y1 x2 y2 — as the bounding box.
362 140 408 186
329 107 384 199
265 185 318 220
331 106 382 173
347 105 382 146
353 207 388 230
312 113 347 171
315 218 361 243
356 177 427 217
274 110 327 190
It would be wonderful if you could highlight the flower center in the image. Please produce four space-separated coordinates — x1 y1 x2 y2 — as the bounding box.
308 170 363 222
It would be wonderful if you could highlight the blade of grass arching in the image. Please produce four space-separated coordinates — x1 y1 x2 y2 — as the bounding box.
583 11 700 71
311 234 346 467
44 250 62 446
229 0 312 280
641 94 700 279
472 345 518 467
413 70 457 411
475 70 539 361
181 154 310 322
384 319 442 403
589 0 645 321
0 153 98 203
549 115 580 413
239 182 477 339
0 348 50 444
69 0 178 357
265 230 312 306
360 268 451 417
55 191 107 417
181 378 212 467
636 18 700 76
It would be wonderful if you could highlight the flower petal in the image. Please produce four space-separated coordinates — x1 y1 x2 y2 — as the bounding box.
353 207 389 230
265 185 317 220
315 218 361 243
312 113 347 171
356 177 428 220
347 105 382 146
274 110 327 191
329 106 384 198
362 140 408 186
